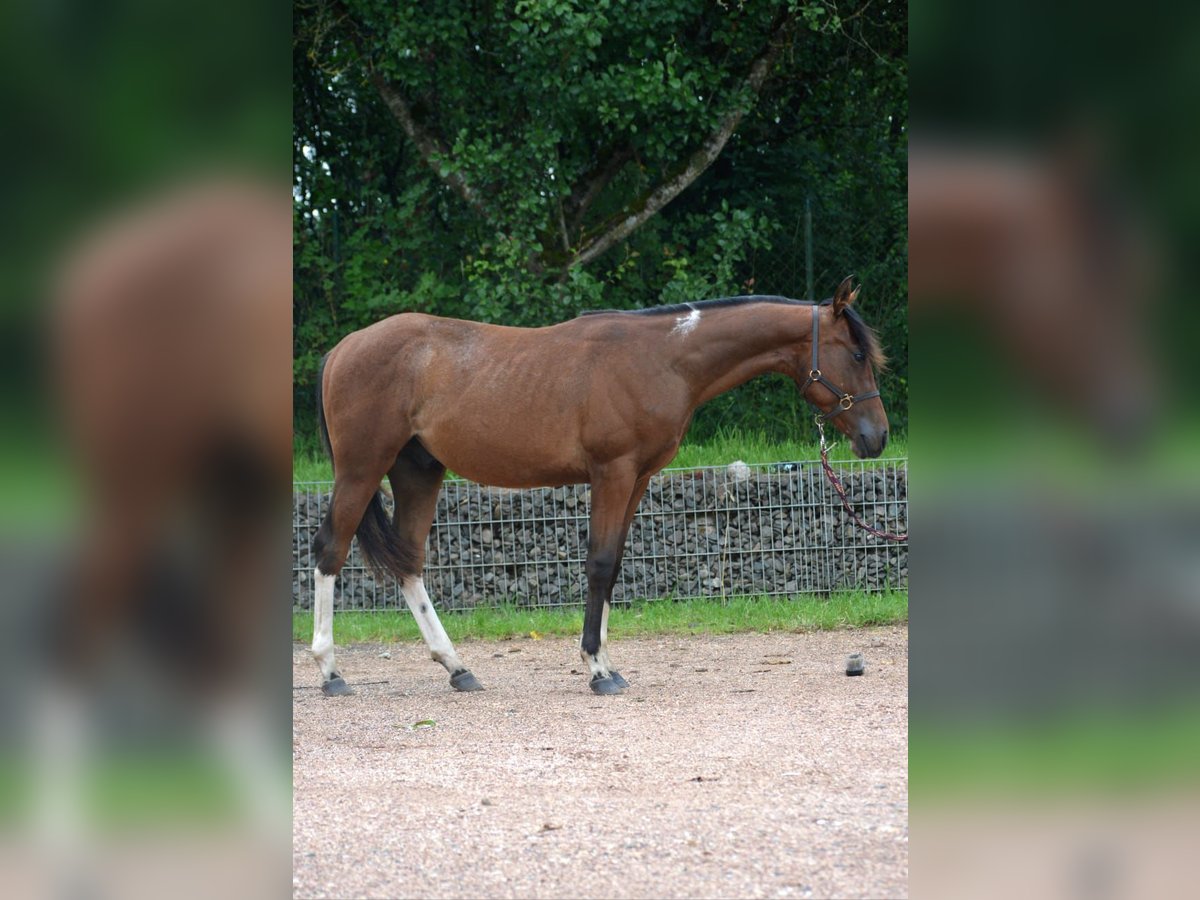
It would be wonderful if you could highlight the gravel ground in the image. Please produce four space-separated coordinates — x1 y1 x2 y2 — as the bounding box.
293 626 908 899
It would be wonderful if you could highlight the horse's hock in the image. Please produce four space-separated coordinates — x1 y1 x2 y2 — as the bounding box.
292 460 908 611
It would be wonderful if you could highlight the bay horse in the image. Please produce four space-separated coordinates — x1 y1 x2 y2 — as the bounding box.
52 180 292 679
908 138 1157 447
312 276 889 695
41 180 291 874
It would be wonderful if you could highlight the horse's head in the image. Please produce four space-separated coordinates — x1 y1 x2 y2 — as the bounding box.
909 137 1159 452
799 277 890 458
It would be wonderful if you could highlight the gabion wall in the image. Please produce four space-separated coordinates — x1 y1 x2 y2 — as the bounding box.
293 459 907 611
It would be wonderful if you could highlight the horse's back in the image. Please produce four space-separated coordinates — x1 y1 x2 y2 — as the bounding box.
326 311 622 388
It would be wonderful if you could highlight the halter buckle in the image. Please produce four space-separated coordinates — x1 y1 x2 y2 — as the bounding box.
839 394 854 410
809 369 822 380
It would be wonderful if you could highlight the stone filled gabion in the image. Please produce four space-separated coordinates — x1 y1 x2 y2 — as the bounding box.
292 462 907 611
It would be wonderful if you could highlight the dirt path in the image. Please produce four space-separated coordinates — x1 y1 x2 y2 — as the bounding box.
293 627 908 899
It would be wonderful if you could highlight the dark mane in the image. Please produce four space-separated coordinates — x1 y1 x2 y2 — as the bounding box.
580 294 804 317
838 303 888 370
581 295 887 369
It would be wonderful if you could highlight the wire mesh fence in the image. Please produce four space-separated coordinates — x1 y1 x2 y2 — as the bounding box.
292 457 907 612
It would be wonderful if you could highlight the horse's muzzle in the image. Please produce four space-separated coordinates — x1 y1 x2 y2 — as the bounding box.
853 428 888 459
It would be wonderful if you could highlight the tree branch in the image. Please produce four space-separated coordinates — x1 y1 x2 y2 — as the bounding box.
323 0 494 222
554 196 569 253
565 144 634 236
366 71 492 221
567 12 792 271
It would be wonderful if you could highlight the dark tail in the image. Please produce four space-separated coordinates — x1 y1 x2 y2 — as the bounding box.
312 352 421 581
353 492 422 582
313 489 420 581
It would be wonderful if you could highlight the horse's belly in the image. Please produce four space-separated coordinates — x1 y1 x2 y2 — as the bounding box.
418 418 586 489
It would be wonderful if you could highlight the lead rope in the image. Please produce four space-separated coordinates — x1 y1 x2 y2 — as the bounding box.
815 417 908 542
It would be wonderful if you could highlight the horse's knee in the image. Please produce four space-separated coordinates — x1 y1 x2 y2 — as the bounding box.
312 633 333 659
585 550 617 584
312 519 346 576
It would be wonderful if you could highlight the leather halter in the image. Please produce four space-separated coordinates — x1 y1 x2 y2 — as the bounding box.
800 304 880 419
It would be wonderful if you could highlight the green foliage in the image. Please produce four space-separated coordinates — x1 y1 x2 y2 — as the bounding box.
656 201 779 305
294 0 907 443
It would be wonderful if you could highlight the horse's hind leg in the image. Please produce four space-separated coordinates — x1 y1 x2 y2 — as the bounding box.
311 475 380 695
389 440 483 692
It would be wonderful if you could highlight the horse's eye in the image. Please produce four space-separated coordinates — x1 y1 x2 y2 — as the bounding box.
853 351 866 363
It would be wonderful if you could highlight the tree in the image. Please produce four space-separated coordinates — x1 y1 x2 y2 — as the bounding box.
294 0 907 443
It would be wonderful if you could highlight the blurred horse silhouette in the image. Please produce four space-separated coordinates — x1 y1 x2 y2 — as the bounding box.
51 181 291 688
909 136 1158 448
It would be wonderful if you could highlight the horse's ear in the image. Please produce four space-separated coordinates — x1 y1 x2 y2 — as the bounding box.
833 275 859 317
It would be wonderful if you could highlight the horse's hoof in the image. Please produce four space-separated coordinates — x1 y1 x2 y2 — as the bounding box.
609 670 630 689
590 675 625 695
450 669 484 692
321 676 354 696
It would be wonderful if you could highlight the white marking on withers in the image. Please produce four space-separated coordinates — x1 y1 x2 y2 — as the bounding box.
311 569 338 682
672 305 701 336
401 577 466 673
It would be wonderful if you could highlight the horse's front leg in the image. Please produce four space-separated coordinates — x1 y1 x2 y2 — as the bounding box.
581 469 649 695
581 555 624 695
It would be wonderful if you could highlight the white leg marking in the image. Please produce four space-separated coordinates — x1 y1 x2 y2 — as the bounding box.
580 644 610 682
598 601 614 671
671 306 702 336
580 603 613 681
211 698 289 840
401 577 465 673
32 683 91 891
311 569 339 682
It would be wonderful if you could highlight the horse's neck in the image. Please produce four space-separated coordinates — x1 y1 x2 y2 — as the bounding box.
908 157 1043 308
673 304 810 407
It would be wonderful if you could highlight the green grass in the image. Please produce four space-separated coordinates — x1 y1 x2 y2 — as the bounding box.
292 590 908 644
293 427 909 483
911 704 1200 797
0 752 263 825
0 435 80 531
665 427 907 470
911 410 1200 485
294 451 334 482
